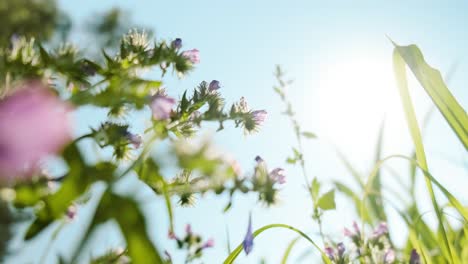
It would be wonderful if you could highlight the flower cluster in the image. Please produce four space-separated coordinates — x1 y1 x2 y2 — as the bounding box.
166 224 214 263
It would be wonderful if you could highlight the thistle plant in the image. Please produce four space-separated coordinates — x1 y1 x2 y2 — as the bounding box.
0 4 281 262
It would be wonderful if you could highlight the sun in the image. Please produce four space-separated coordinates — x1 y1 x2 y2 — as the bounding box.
316 53 405 162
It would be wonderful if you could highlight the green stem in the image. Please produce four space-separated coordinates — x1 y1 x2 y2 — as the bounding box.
223 224 331 264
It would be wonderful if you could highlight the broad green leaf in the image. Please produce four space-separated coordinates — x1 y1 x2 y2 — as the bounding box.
317 190 335 211
393 47 456 263
393 43 468 150
71 191 164 264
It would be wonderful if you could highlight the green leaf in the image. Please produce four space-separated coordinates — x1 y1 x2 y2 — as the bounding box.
317 190 335 211
392 42 468 150
310 178 321 201
71 191 164 264
223 224 330 264
393 45 457 263
280 237 300 264
301 131 317 139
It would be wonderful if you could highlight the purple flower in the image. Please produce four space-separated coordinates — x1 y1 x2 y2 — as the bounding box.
202 238 215 249
343 228 353 237
171 38 182 49
324 246 335 260
384 249 395 263
66 204 77 221
182 49 200 64
352 221 361 236
372 222 388 238
410 249 421 264
269 168 286 184
185 224 193 235
126 133 142 149
254 156 264 163
337 242 345 257
242 214 254 255
252 110 267 126
150 94 176 120
208 80 221 92
168 230 177 240
0 82 71 181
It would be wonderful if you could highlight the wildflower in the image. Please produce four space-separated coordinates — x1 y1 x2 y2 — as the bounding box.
242 214 254 255
168 230 177 240
208 80 221 92
372 222 388 238
352 221 361 236
182 49 200 64
384 249 395 263
337 242 345 257
126 133 142 149
150 94 176 120
202 238 214 249
255 156 264 163
0 82 71 181
409 249 420 264
66 204 77 221
185 224 193 235
324 246 335 260
269 168 286 184
171 38 182 49
252 110 267 126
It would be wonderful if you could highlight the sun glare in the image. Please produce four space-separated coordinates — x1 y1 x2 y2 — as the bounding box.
317 54 404 162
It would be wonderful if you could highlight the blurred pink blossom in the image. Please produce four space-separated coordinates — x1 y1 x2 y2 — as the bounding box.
0 82 72 181
182 49 200 64
150 94 175 120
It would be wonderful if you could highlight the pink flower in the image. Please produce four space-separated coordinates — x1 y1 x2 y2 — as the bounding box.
372 222 388 238
252 110 267 125
0 82 71 181
150 94 176 120
269 168 286 184
66 204 77 221
185 224 193 235
182 49 200 64
202 238 214 249
126 133 142 149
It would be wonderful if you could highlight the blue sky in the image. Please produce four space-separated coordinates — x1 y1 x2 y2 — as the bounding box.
9 1 468 263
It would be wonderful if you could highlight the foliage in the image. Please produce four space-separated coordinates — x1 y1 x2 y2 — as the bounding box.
0 2 467 264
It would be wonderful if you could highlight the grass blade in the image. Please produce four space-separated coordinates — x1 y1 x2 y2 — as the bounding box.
392 43 468 150
223 224 330 264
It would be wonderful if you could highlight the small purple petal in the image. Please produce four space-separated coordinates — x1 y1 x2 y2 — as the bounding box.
208 80 221 92
343 227 353 237
324 246 335 260
252 110 267 126
372 222 388 238
150 95 176 120
185 224 192 235
126 133 142 149
269 168 286 184
352 221 360 236
182 49 200 64
384 249 395 263
254 156 264 163
171 38 182 49
242 214 254 255
66 204 77 221
410 249 421 264
202 238 215 249
337 242 345 257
